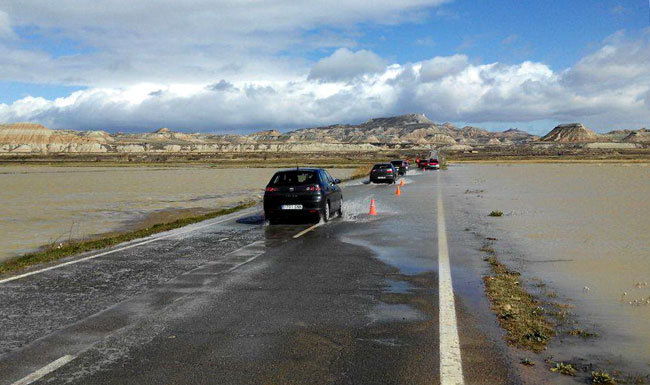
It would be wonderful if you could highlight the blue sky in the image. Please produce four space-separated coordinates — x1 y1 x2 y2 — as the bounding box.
359 0 648 68
0 0 649 134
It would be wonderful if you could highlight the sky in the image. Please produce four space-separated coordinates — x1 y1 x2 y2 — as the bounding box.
0 0 649 135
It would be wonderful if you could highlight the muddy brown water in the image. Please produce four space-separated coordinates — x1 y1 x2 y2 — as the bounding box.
0 165 356 262
452 163 650 374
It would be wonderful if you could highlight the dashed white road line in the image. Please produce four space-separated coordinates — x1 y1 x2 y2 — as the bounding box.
437 174 465 385
11 355 75 385
292 223 322 239
0 209 256 284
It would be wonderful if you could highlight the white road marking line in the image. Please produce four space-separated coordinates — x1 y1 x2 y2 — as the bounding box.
218 237 230 242
12 355 75 385
437 174 465 385
0 209 256 284
292 223 321 239
225 254 263 273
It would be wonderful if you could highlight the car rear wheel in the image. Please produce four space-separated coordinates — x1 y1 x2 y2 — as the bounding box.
321 201 330 222
337 198 343 217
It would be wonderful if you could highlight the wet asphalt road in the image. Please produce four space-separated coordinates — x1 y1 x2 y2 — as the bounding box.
0 171 525 385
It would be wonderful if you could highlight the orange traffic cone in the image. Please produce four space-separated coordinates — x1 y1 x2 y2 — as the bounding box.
395 185 402 196
369 199 377 215
399 178 405 186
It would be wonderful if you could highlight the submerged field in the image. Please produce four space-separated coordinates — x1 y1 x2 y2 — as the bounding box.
0 165 358 262
452 163 650 375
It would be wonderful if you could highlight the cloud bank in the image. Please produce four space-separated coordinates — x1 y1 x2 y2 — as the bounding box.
0 0 449 86
0 0 648 134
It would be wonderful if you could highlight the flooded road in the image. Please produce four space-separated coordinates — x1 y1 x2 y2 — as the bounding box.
2 162 649 383
0 165 356 261
0 168 517 385
453 163 650 373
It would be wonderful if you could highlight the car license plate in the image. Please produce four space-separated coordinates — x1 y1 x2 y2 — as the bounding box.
377 176 386 179
281 204 303 210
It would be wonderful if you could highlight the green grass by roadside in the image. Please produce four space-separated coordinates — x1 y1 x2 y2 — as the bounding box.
347 164 373 180
0 201 258 276
482 254 556 352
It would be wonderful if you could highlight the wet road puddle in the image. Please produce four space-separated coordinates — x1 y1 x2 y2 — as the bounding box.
384 278 413 294
341 236 436 275
368 303 428 323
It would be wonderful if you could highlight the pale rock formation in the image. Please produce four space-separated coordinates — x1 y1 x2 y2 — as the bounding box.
163 144 182 152
442 144 474 151
541 123 599 142
116 144 146 153
622 129 650 143
428 134 456 145
11 144 35 152
583 142 638 149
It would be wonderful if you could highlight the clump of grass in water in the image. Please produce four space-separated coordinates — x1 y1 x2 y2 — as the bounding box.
482 255 555 352
0 201 258 275
520 357 535 366
489 210 504 217
480 244 495 254
591 371 616 384
567 329 599 338
550 362 577 376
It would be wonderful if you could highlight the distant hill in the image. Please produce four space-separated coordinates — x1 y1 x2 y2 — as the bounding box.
280 114 537 146
622 128 650 143
541 123 599 142
1 115 646 154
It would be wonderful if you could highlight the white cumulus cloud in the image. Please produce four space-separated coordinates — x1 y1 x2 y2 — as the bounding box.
0 31 649 133
0 10 14 37
308 48 387 82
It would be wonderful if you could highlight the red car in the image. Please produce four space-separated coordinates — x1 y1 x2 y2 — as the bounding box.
418 158 440 170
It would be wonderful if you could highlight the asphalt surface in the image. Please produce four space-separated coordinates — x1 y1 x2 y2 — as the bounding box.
0 170 525 385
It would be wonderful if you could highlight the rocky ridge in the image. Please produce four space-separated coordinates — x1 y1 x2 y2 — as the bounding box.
0 115 646 154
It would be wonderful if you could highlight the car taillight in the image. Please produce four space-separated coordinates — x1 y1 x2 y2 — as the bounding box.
386 169 393 173
371 169 376 172
306 186 321 191
265 187 277 192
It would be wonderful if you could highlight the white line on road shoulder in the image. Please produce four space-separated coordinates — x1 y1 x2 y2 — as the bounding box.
12 355 75 385
292 223 321 239
437 173 465 385
0 209 256 284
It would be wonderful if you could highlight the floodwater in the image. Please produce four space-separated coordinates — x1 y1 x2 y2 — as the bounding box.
453 163 650 372
0 165 356 262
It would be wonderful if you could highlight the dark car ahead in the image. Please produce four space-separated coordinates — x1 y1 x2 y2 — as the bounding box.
264 168 342 224
370 163 398 184
390 160 408 176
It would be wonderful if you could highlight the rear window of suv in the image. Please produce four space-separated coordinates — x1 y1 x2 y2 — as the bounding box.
269 171 319 186
373 164 392 170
